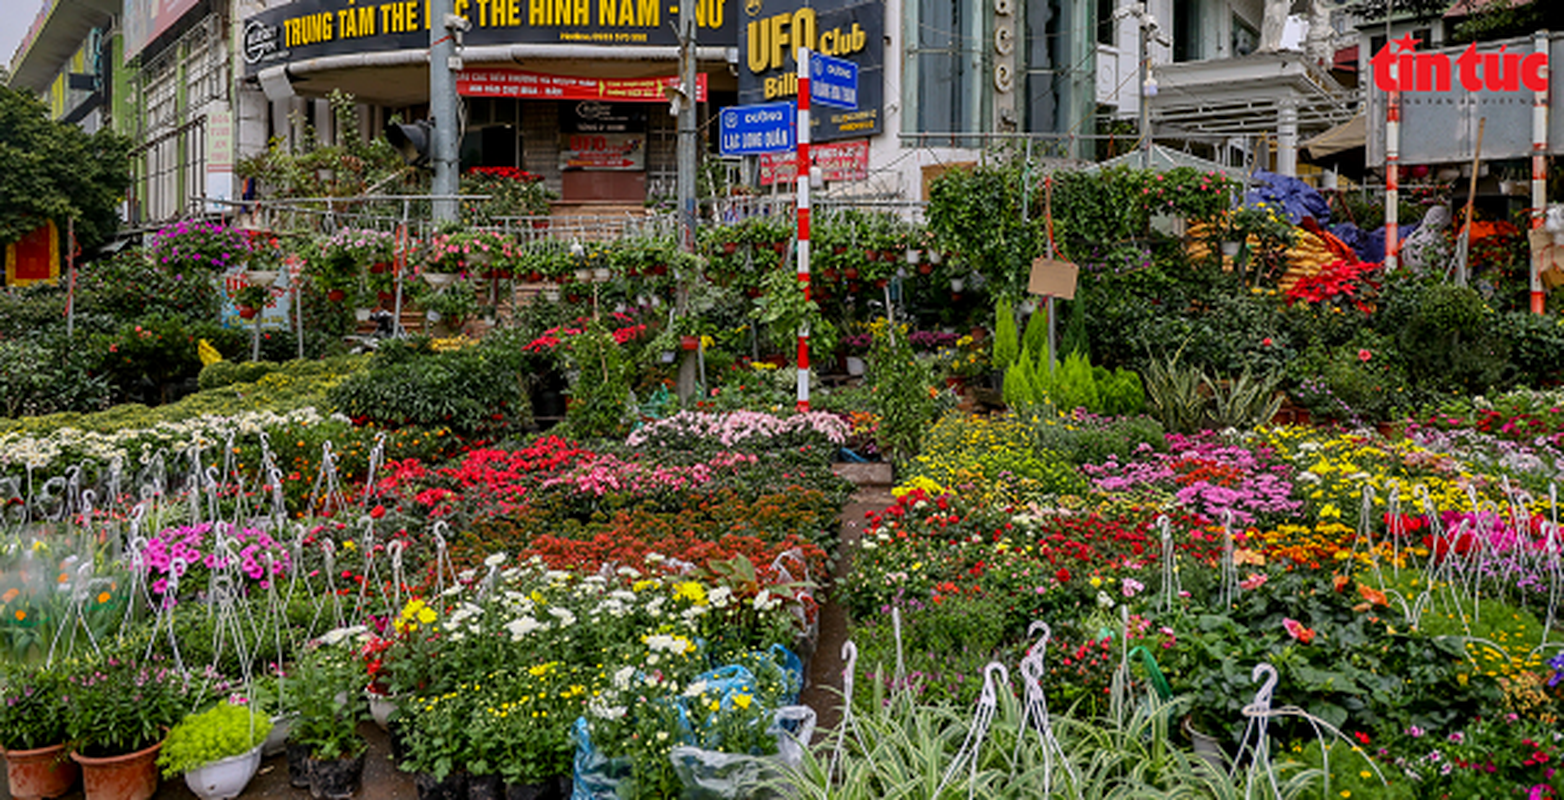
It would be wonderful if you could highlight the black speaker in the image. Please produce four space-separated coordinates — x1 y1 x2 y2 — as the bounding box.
385 119 434 167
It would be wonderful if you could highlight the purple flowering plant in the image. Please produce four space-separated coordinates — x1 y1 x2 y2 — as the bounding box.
62 655 204 757
146 220 259 274
137 523 291 606
1081 432 1301 526
0 664 68 750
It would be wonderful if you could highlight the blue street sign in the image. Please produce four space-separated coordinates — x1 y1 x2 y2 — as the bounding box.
719 102 796 156
810 51 859 110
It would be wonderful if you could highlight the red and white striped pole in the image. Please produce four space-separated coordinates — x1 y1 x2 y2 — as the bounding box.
1384 70 1401 271
1531 30 1550 315
796 46 812 412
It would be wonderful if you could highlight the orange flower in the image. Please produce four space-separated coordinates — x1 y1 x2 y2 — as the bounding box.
1 588 18 603
13 610 24 621
1357 583 1388 607
1282 617 1315 644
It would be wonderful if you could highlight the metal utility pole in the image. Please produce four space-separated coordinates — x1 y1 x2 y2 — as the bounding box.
431 0 462 222
675 0 699 401
677 0 698 253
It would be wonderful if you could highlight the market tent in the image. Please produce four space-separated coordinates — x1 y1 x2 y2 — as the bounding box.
1085 144 1246 181
1300 113 1366 175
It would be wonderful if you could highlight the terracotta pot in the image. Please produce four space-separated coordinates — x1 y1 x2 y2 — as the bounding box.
5 742 79 800
843 267 859 280
71 739 161 800
377 290 395 305
875 278 888 288
917 262 933 275
863 250 879 262
650 264 668 276
327 289 347 302
531 219 551 230
237 306 258 320
526 271 543 283
721 242 738 255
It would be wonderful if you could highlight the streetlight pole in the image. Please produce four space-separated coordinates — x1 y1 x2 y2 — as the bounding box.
674 0 700 401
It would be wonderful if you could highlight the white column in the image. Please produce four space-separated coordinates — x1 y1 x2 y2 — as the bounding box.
1276 100 1298 177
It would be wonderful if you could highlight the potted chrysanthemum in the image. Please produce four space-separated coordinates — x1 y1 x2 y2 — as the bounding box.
156 702 272 800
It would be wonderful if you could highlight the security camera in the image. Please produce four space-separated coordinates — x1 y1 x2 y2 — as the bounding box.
445 14 472 31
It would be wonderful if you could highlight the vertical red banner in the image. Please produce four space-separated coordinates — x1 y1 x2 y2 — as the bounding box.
5 221 60 287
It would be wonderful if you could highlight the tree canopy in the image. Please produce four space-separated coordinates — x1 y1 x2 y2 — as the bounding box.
0 83 132 251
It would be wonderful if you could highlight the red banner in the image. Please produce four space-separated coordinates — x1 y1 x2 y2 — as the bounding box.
5 221 58 287
760 140 869 185
458 70 709 103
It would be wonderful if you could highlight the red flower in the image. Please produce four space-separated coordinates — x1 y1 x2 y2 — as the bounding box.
1358 348 1372 362
370 505 386 519
1056 568 1071 583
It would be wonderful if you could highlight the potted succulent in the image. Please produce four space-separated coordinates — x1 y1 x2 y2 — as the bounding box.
157 702 272 800
0 665 78 800
63 655 193 800
290 646 368 799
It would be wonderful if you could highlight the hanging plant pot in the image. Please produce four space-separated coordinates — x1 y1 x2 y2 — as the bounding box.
949 277 966 293
72 739 162 800
377 290 396 305
244 270 278 286
843 267 859 280
369 263 390 274
950 292 963 302
833 246 847 256
721 242 739 255
883 250 899 262
863 250 879 262
263 714 294 758
821 268 838 282
423 272 460 289
306 752 365 800
929 250 944 265
592 267 611 282
327 289 347 302
771 241 787 253
182 745 262 800
542 287 562 303
526 270 543 283
650 264 668 276
531 219 551 230
680 335 701 351
905 248 921 265
744 286 763 299
874 278 889 288
5 742 80 800
917 262 933 276
366 690 398 731
237 306 258 320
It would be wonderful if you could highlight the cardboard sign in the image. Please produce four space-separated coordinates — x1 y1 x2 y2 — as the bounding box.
1028 256 1078 300
1529 228 1564 289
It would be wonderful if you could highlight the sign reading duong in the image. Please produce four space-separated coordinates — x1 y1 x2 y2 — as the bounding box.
242 0 737 74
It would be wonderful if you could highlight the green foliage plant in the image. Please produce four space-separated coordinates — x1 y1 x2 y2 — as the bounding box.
868 321 943 466
290 645 367 761
0 83 132 250
926 162 1042 302
157 702 273 777
992 299 1019 372
561 320 634 441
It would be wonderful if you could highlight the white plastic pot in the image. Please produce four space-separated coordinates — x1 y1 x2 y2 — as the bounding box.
263 713 294 758
367 691 398 730
183 744 263 800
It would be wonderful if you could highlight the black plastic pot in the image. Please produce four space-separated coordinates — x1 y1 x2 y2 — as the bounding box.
467 773 503 800
416 770 468 800
286 742 312 788
505 777 565 800
307 751 366 799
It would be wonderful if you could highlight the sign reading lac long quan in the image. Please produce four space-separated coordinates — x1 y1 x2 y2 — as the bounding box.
720 102 796 156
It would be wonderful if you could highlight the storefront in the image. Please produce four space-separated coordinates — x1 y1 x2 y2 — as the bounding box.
240 0 739 204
